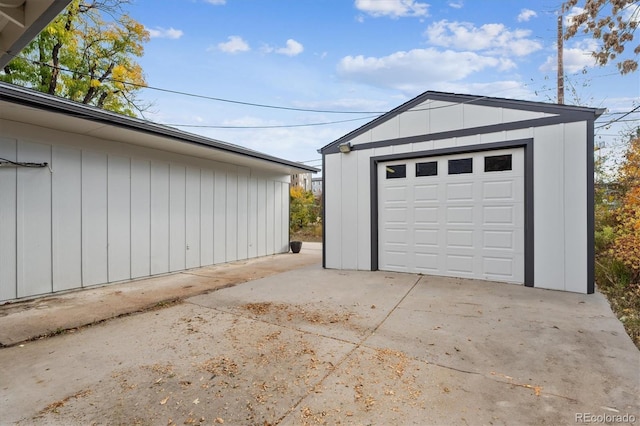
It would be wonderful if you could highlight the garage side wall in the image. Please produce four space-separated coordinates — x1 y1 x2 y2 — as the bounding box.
0 121 290 302
324 120 590 293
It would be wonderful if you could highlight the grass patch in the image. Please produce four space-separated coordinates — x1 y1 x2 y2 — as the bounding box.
596 256 640 349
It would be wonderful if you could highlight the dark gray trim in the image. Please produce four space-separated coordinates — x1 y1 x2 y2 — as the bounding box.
0 1 72 68
324 114 591 155
0 82 318 173
370 139 534 287
320 90 604 154
587 120 595 294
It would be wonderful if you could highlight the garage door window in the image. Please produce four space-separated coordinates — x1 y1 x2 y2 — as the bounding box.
386 164 406 179
484 154 512 172
416 161 438 177
448 158 473 174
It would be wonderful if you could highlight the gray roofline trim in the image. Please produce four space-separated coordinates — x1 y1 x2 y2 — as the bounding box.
0 82 318 173
0 1 72 68
322 112 595 155
320 90 605 154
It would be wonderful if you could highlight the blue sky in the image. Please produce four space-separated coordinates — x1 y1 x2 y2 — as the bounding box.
128 0 640 172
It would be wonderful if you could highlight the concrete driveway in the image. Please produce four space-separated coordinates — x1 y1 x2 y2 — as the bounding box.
1 249 638 425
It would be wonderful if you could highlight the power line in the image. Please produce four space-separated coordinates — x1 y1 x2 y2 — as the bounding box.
164 115 382 129
595 105 640 129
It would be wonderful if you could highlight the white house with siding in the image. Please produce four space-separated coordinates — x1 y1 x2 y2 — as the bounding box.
320 91 603 294
0 82 317 302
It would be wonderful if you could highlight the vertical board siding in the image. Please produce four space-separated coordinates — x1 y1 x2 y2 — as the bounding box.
237 173 249 260
323 155 342 268
131 159 151 279
257 178 267 257
226 172 238 262
213 171 227 264
82 151 108 286
200 170 214 266
16 141 52 297
169 164 186 272
340 152 359 269
0 134 293 301
107 156 132 282
266 180 275 254
52 145 82 291
150 162 170 275
186 167 201 269
248 177 258 259
0 138 17 300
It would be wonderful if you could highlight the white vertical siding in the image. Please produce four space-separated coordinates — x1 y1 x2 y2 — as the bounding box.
0 120 295 301
213 170 227 264
107 155 131 282
169 164 186 272
237 172 249 260
200 170 214 266
82 151 108 286
52 145 82 291
340 151 359 269
533 125 566 291
16 141 52 297
131 159 151 279
150 162 170 275
324 155 342 268
186 167 201 269
0 138 17 300
226 172 238 262
356 150 371 270
563 122 588 292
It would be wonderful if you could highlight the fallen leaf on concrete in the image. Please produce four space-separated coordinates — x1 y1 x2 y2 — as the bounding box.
160 396 169 405
192 398 199 404
214 418 224 424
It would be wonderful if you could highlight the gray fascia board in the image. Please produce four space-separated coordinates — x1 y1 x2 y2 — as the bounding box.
319 90 605 154
0 82 318 173
0 0 72 68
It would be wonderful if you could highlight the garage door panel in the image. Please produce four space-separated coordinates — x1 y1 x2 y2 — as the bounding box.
414 184 438 201
483 205 514 225
446 182 474 201
483 230 514 249
379 148 524 284
415 228 438 246
483 180 515 200
447 206 474 224
415 207 438 224
446 255 474 274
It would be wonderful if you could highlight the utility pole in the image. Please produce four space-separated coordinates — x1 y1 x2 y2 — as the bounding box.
557 14 564 104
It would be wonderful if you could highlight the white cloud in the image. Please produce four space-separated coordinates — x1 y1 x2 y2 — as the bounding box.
146 26 184 39
517 9 537 22
448 1 463 9
204 0 226 5
276 39 304 56
425 20 542 57
337 48 506 93
217 35 250 53
539 40 599 73
355 0 429 18
563 6 585 27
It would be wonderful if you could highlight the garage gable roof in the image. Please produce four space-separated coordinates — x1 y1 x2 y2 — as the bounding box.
320 91 605 154
0 82 318 174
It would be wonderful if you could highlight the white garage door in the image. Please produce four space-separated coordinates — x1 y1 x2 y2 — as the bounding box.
378 148 524 283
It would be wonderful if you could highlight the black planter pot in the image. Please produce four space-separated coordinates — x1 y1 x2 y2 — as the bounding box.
290 241 302 253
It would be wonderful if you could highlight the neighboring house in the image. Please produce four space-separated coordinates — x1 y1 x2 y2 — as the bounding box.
291 171 312 191
320 91 604 294
0 83 317 302
312 177 322 196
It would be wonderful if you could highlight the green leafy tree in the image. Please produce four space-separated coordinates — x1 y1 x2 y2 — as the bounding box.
563 0 639 74
1 0 149 116
290 187 319 233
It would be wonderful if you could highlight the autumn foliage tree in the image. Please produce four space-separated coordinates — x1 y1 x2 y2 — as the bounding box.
290 187 319 233
611 133 640 280
0 0 149 116
563 0 639 74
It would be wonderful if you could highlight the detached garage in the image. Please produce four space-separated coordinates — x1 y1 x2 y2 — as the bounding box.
320 91 604 294
0 82 316 302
